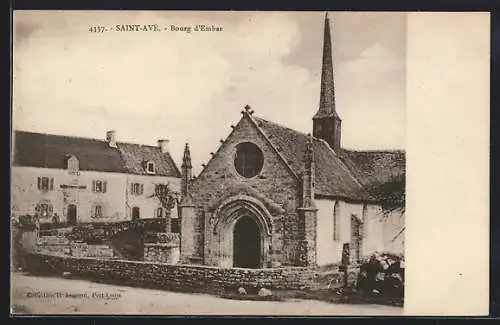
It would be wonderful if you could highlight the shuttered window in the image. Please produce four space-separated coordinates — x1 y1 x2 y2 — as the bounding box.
92 180 107 193
131 183 144 195
37 177 54 192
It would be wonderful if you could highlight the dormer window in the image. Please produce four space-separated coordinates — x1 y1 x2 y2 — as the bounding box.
67 155 79 173
146 160 155 174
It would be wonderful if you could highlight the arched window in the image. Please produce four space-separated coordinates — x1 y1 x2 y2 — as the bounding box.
156 207 163 218
333 201 340 241
132 207 140 220
234 142 264 178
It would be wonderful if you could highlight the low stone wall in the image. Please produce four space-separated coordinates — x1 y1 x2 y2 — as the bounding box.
144 232 180 245
24 253 319 291
71 242 115 258
37 235 70 246
35 236 114 259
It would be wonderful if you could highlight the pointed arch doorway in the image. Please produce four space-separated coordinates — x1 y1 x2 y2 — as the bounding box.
233 215 261 268
212 196 273 269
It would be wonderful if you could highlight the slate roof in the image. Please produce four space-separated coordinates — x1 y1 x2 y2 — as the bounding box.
252 116 372 202
339 149 406 205
118 143 181 177
251 116 405 204
12 130 181 177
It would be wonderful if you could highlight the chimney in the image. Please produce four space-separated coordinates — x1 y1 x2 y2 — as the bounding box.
106 130 117 148
157 139 169 153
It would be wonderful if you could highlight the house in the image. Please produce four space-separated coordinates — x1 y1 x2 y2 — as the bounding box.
11 130 181 225
177 14 405 268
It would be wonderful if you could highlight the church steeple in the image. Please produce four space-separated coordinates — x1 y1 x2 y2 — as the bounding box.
313 12 342 153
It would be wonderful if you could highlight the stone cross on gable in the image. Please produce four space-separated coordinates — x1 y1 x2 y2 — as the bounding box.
242 104 254 115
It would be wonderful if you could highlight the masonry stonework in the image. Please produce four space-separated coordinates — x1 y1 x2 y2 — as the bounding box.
24 253 320 290
189 115 303 267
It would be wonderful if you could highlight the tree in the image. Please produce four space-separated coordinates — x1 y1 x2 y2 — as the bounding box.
149 183 179 233
370 174 406 244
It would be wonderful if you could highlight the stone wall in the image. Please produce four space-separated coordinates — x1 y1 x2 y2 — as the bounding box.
35 236 114 258
144 244 180 264
71 242 115 258
143 232 180 264
24 253 319 290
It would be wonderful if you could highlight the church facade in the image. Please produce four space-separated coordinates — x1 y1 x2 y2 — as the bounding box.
178 14 406 269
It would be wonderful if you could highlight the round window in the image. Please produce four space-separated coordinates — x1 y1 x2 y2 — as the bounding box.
234 142 264 178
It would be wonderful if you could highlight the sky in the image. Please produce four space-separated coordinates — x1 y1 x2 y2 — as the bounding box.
13 11 407 175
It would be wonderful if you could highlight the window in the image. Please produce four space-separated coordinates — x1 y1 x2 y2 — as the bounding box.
333 201 340 241
36 202 53 219
37 177 54 192
93 205 103 218
92 180 107 193
146 161 155 174
67 155 79 173
131 183 144 195
234 142 264 178
156 207 163 218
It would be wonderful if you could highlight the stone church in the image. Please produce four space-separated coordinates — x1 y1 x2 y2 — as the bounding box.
178 14 405 269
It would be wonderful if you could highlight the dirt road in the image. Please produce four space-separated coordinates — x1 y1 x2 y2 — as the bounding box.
11 272 403 316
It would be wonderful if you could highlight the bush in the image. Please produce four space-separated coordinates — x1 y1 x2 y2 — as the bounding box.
356 252 404 299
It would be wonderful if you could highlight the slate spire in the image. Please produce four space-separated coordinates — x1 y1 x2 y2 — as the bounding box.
314 12 337 119
312 12 342 153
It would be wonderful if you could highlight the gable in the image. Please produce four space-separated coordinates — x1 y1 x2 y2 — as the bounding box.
195 115 298 183
191 114 300 205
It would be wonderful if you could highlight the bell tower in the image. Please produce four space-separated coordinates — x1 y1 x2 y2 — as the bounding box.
313 12 342 153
